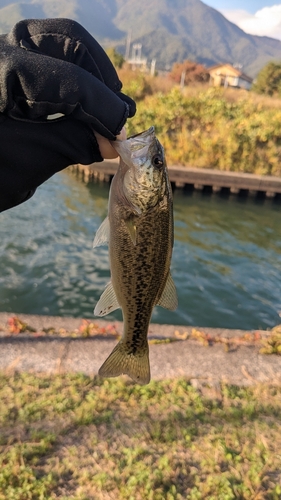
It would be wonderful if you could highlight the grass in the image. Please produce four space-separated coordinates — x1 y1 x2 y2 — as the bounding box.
0 374 281 499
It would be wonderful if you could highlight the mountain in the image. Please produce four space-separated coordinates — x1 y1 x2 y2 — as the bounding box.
0 0 281 77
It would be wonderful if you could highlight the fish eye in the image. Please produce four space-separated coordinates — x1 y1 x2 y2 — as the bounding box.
152 153 163 168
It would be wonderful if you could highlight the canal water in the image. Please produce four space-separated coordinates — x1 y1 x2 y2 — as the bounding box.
0 169 280 330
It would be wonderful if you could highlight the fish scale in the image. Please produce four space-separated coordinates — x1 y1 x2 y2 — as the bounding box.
93 127 178 384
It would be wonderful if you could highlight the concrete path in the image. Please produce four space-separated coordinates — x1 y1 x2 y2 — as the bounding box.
0 313 280 386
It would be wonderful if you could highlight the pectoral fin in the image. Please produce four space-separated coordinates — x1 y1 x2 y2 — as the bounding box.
93 217 110 248
124 217 137 245
157 273 178 311
94 282 120 316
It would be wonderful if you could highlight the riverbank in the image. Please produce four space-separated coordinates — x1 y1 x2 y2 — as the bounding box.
1 313 280 386
70 161 281 199
124 86 281 177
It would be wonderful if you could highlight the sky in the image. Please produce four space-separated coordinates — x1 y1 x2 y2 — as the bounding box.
203 0 281 39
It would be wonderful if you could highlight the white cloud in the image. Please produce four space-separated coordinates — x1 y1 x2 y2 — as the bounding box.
221 4 281 40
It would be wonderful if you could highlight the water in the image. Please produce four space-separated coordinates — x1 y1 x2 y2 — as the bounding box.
0 170 280 330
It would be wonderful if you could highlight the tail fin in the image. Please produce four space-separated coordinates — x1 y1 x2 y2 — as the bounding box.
98 340 150 385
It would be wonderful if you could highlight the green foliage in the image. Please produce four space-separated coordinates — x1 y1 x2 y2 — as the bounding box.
121 71 153 101
105 47 125 69
0 373 281 499
252 62 281 96
123 84 281 175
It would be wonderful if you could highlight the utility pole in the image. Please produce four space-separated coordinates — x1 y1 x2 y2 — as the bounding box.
180 70 186 89
125 31 131 60
150 59 156 76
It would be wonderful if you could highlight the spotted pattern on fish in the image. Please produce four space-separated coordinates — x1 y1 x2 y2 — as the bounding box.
95 127 177 384
109 182 172 349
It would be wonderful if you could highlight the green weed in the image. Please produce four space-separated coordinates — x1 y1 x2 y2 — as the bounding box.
260 325 281 355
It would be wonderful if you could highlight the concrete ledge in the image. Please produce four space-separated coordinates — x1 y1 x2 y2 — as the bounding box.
70 162 281 196
0 313 280 386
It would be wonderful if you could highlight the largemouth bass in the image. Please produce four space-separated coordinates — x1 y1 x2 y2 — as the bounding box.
93 127 177 384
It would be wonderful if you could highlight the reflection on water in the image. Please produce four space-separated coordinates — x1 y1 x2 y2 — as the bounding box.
0 169 280 329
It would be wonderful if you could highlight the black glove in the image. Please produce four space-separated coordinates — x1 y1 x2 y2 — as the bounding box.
0 18 136 212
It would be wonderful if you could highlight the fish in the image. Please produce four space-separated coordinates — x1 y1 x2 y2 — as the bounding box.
93 126 178 384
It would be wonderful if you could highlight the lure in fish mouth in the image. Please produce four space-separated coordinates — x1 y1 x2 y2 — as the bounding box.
93 127 178 384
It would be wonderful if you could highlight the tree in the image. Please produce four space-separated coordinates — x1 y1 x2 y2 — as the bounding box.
106 47 125 69
252 62 281 96
169 60 209 86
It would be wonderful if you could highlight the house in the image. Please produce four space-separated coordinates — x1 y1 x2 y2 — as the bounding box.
208 64 253 90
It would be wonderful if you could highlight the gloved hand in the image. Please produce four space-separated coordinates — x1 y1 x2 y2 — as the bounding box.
0 18 136 212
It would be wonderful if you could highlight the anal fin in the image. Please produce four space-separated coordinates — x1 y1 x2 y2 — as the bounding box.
157 272 178 311
94 281 120 317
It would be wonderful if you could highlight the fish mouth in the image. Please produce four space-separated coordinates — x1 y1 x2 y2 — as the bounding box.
128 126 155 141
112 127 158 165
112 127 155 153
128 127 156 159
